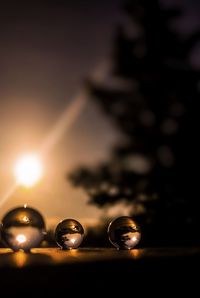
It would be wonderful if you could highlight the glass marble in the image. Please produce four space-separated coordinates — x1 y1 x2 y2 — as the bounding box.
108 216 141 250
55 219 84 250
1 206 46 252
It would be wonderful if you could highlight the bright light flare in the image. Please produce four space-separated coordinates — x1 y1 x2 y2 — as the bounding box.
16 234 26 244
14 154 43 187
131 236 137 242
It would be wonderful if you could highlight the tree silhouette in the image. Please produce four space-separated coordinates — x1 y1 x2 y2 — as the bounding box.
69 0 200 246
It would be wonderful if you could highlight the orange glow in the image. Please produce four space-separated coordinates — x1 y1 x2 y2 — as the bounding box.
130 249 144 259
22 216 30 223
13 251 28 268
14 154 43 187
17 212 30 224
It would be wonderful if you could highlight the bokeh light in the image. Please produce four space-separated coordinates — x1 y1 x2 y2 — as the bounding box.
14 154 43 187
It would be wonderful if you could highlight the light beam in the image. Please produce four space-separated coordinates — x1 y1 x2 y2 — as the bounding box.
0 61 108 206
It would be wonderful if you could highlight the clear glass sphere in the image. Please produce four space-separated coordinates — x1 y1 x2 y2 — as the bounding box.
55 219 84 250
108 216 141 250
1 206 46 252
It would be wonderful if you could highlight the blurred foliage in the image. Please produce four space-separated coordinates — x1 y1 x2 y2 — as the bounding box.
69 0 200 246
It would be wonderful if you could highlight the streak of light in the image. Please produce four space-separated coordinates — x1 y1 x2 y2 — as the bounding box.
39 60 108 156
0 61 108 207
0 183 18 208
39 90 88 156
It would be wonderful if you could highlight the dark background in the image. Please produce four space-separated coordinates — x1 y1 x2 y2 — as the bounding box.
69 0 200 247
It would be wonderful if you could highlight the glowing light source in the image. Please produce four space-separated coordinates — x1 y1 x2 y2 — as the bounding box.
0 61 107 207
16 234 26 244
131 236 137 242
14 154 43 187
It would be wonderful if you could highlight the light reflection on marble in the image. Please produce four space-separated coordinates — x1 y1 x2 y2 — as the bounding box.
3 226 44 251
1 206 46 251
61 233 83 249
55 219 84 250
108 216 141 249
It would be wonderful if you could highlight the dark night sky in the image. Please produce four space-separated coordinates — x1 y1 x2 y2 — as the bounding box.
0 0 199 228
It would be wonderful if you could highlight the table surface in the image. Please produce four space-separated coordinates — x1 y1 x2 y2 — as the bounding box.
1 247 200 295
0 246 199 268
